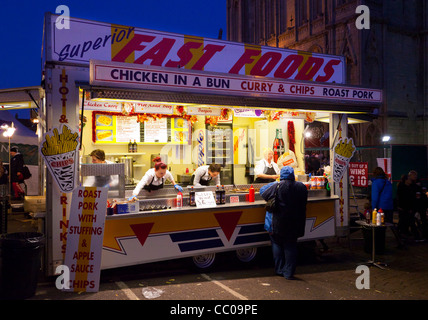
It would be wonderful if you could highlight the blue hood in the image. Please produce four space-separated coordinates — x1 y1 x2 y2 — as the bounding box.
280 166 295 181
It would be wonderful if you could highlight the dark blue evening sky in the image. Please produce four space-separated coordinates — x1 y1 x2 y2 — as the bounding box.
0 0 227 90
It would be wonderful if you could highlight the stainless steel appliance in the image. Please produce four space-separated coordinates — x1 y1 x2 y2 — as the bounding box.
81 155 92 164
119 156 134 185
80 163 125 198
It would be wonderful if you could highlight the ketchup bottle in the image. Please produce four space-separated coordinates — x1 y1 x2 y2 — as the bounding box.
249 185 255 202
176 191 183 208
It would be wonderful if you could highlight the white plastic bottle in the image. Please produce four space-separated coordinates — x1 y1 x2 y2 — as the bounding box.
376 210 381 226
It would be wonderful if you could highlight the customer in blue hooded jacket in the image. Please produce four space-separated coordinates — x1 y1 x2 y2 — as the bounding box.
260 166 308 280
371 166 394 223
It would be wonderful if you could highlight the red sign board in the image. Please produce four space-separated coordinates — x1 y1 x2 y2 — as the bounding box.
349 162 368 187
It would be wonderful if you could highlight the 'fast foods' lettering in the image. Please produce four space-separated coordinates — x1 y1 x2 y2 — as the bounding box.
228 50 341 82
54 19 344 83
113 35 225 70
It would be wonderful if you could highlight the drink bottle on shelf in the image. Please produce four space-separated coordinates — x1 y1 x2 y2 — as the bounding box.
189 187 196 206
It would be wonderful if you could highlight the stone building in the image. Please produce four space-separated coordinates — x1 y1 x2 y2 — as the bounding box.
226 0 428 146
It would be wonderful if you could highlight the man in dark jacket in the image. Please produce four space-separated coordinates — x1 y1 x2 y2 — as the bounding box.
260 166 308 279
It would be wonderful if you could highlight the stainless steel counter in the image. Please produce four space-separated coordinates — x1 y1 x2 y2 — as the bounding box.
108 184 338 220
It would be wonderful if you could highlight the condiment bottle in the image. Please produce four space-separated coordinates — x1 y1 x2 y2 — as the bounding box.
189 186 196 206
249 185 255 202
372 208 377 225
128 140 132 153
376 210 381 226
220 185 226 204
215 185 221 204
365 209 371 224
379 208 384 225
176 191 183 208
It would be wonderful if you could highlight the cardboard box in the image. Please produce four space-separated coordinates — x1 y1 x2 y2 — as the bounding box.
24 196 46 213
116 201 139 214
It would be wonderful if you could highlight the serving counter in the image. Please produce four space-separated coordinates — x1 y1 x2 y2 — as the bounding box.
101 184 338 270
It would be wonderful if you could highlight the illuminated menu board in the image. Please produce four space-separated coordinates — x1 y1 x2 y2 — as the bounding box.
94 113 189 145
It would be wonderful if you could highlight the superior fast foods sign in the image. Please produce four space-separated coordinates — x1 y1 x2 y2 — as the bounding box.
90 60 382 104
45 13 345 83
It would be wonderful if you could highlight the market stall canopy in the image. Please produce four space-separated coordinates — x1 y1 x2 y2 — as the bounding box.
0 86 44 110
0 87 41 167
0 110 38 145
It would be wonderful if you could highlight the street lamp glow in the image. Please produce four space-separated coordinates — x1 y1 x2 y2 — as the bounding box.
1 124 16 137
303 125 311 138
2 127 16 138
381 135 391 142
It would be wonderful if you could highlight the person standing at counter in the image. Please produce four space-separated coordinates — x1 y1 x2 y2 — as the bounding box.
260 166 308 280
191 164 221 186
130 157 183 199
83 149 117 188
254 148 280 183
90 149 114 164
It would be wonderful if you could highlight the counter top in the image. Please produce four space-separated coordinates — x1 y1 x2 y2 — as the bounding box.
355 220 393 228
106 195 339 220
124 184 330 199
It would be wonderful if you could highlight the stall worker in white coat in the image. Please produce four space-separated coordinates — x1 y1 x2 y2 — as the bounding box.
130 156 183 200
191 164 221 186
254 148 280 183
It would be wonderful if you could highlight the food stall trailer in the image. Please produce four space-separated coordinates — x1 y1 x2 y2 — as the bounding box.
41 13 382 275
